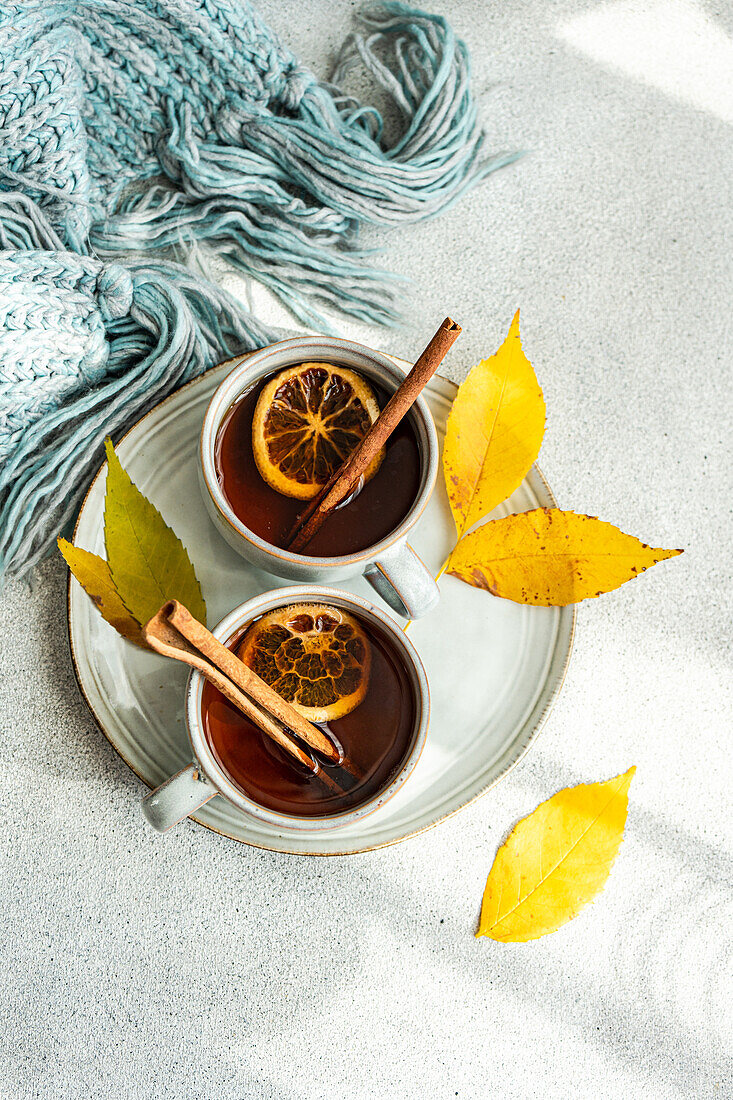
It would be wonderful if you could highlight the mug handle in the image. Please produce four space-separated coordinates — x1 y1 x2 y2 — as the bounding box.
142 763 216 833
366 541 439 620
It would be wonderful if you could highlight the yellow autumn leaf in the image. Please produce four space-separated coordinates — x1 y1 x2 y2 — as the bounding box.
448 508 682 605
478 767 636 942
58 538 147 647
103 439 206 627
443 310 545 540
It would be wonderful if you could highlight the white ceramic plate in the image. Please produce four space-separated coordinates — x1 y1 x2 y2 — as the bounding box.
68 355 575 854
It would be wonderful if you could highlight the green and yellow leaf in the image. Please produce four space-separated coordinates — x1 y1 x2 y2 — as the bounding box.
103 439 206 627
477 767 636 942
58 538 146 647
448 509 682 605
443 311 545 540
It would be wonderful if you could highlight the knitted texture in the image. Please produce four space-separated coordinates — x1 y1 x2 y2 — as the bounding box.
0 0 516 581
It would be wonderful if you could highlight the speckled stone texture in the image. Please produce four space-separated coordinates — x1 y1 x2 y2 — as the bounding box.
1 2 731 1097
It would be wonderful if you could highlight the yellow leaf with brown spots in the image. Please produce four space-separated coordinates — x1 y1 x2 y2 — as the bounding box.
442 311 545 540
477 767 636 942
58 538 146 647
448 509 682 605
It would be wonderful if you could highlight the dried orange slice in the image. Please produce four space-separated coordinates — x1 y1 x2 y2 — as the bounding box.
252 362 385 499
237 603 371 722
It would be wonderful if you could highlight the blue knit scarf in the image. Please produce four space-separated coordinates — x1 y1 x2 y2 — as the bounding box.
0 0 516 581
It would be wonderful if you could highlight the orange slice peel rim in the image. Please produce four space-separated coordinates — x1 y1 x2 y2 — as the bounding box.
236 603 372 723
251 362 385 500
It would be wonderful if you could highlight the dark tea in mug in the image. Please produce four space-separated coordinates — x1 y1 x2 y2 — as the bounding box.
201 601 417 817
214 362 421 557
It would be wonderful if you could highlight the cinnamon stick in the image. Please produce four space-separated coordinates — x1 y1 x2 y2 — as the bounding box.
145 613 344 797
144 602 347 796
286 317 461 554
166 601 339 763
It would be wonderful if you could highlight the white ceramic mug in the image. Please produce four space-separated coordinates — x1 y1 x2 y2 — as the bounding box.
199 337 440 620
141 587 430 834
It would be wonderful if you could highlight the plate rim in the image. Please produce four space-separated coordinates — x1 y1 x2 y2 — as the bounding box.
67 354 576 855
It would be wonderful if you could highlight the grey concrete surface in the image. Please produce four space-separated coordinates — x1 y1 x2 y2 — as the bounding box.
1 1 731 1097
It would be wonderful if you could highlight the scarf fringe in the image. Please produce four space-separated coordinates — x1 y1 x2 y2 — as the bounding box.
89 4 518 329
0 2 518 582
0 231 278 580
